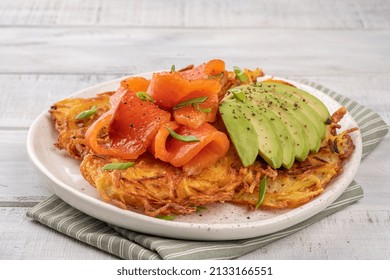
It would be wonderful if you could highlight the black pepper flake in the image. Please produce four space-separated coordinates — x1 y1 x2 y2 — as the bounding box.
332 138 340 153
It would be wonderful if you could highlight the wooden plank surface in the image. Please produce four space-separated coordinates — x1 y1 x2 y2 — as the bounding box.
0 74 118 128
0 28 389 75
0 130 51 206
1 0 389 29
242 210 390 259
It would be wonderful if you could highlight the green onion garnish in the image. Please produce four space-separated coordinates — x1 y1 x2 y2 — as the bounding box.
101 162 135 171
255 176 267 209
194 104 212 113
136 91 154 102
167 127 200 143
233 66 249 83
173 96 208 110
208 73 224 79
170 65 176 72
196 206 208 212
230 88 246 102
75 105 98 120
173 96 211 113
156 215 175 221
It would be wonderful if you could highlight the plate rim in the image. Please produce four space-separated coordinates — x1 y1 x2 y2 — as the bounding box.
26 74 363 241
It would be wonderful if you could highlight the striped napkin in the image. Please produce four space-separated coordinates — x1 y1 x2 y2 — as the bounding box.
27 81 388 260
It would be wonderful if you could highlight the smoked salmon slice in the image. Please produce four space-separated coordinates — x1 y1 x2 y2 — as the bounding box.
85 90 171 159
148 59 225 128
204 59 226 76
151 121 230 175
172 90 219 129
179 59 225 80
120 76 150 92
147 72 221 109
173 59 226 128
111 77 150 107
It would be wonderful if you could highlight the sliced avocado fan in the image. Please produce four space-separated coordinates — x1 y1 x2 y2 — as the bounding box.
219 82 330 169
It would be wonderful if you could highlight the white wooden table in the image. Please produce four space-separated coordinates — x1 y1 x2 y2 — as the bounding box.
1 0 389 259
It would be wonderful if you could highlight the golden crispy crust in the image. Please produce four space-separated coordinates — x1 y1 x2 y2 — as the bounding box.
80 151 242 216
49 92 113 160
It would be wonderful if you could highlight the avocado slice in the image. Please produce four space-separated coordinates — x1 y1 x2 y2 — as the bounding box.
263 84 326 140
246 104 283 169
221 87 294 169
251 88 321 153
220 99 283 168
253 104 295 169
252 83 326 153
280 99 322 153
271 91 326 140
219 101 259 167
247 91 310 161
263 82 330 122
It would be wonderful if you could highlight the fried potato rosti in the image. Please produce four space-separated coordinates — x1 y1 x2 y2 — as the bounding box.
51 91 355 217
49 92 113 160
80 150 242 216
49 72 356 217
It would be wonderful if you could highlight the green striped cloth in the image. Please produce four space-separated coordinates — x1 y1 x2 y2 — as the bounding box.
27 81 388 260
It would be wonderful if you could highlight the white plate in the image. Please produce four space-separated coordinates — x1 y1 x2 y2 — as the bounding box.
27 74 362 241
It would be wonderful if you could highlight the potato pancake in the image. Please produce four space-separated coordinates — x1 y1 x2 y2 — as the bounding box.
50 93 356 217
